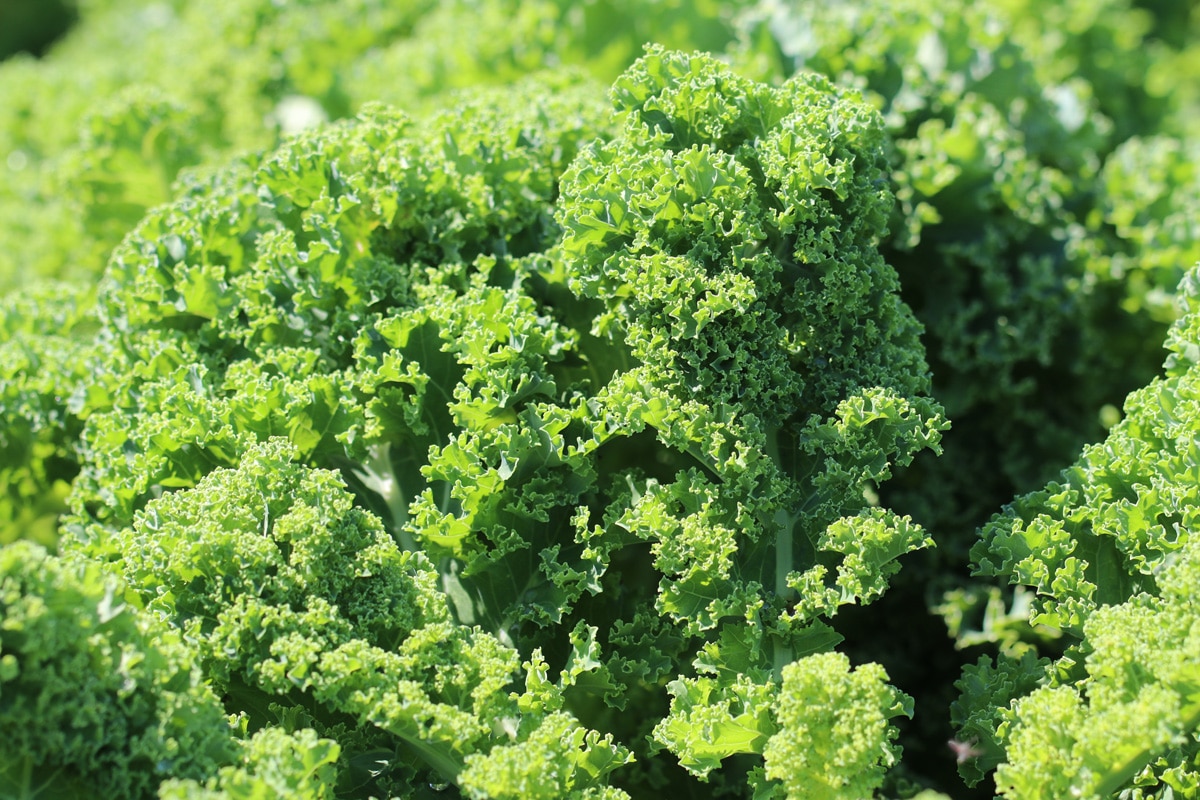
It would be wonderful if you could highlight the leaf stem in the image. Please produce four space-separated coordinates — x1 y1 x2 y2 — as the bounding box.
355 442 417 551
766 429 797 679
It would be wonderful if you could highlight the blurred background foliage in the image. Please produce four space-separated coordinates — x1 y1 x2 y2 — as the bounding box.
0 0 78 60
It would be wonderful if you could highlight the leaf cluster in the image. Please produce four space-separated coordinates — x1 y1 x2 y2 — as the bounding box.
6 0 1200 797
9 48 947 798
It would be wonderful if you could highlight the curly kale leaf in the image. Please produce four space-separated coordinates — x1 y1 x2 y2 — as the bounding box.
973 265 1200 635
960 264 1200 794
992 542 1200 798
546 47 942 788
0 541 241 798
554 44 943 645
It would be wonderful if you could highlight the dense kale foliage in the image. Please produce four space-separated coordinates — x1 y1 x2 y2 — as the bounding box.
4 1 1200 798
733 0 1200 549
46 51 943 797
